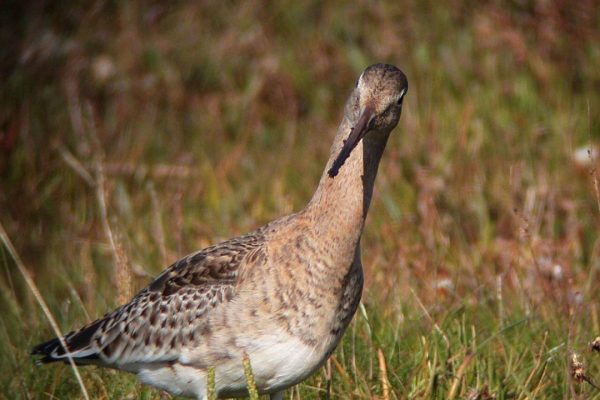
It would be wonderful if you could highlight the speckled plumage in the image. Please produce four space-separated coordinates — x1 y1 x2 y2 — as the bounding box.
32 63 408 399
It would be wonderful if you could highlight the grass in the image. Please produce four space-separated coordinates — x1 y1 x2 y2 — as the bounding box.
2 0 600 398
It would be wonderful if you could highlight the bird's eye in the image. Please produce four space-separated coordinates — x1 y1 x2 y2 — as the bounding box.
355 72 365 88
396 88 407 105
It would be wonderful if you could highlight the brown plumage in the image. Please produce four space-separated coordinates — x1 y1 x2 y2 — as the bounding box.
32 63 408 399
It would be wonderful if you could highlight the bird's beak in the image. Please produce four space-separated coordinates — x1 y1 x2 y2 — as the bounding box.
328 106 374 178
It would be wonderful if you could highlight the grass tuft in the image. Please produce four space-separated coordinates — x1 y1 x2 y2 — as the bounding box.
207 366 216 400
242 353 259 400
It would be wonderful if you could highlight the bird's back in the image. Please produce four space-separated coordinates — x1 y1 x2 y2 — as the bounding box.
32 226 268 368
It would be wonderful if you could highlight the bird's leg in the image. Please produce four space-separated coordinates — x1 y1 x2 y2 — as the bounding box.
270 391 284 400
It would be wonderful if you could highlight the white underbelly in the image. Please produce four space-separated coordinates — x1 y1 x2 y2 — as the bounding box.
135 329 333 399
216 330 332 397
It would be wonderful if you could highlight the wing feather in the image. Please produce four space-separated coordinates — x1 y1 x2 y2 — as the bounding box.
32 230 266 366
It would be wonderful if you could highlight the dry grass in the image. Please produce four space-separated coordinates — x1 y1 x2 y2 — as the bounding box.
1 0 600 398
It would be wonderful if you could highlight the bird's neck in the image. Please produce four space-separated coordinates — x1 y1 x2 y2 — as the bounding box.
303 118 390 259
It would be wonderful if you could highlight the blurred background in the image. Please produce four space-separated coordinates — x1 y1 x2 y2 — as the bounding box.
1 1 600 398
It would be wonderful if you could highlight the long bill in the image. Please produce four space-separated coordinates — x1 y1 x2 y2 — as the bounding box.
328 105 374 178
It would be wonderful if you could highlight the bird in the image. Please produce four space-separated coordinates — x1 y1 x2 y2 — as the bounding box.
32 63 408 400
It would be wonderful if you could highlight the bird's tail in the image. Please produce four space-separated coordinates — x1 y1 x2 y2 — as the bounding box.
31 318 105 365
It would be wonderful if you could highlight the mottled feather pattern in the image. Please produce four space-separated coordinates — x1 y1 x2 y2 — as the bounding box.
33 229 266 365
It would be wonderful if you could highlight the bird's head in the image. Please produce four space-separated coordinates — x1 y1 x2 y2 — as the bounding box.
328 63 408 178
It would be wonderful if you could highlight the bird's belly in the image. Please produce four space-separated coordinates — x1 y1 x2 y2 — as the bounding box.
214 330 331 397
133 328 336 399
137 363 206 398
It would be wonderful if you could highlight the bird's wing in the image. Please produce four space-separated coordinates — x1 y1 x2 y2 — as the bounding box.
32 229 267 366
